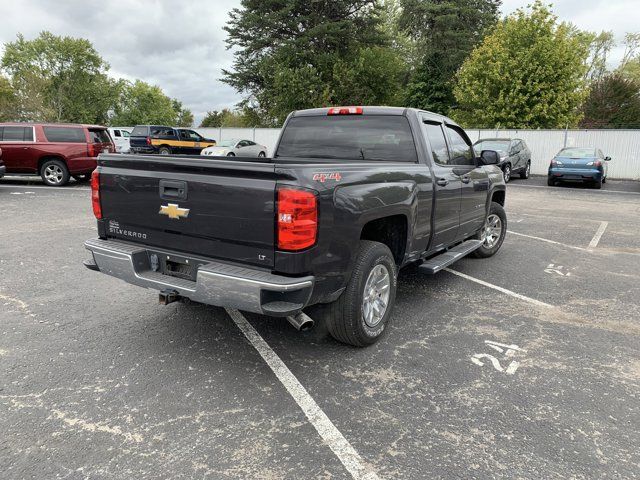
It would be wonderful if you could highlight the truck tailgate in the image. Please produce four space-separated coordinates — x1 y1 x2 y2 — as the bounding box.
97 154 277 268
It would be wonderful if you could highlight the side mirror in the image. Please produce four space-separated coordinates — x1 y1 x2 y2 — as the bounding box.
604 156 611 161
480 150 499 165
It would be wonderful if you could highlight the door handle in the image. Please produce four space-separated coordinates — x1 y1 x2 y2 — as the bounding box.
436 178 449 187
461 175 471 184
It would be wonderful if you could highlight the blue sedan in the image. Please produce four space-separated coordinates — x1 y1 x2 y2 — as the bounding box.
548 147 611 189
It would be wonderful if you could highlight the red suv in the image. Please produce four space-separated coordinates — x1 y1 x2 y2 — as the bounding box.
0 123 115 186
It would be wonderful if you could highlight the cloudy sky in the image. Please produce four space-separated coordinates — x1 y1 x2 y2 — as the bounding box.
1 0 638 125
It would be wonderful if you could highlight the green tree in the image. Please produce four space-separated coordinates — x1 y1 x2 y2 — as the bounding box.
580 74 640 128
172 99 194 127
110 80 178 126
222 0 392 124
1 31 120 123
452 2 590 128
0 75 18 121
399 0 500 114
200 110 224 127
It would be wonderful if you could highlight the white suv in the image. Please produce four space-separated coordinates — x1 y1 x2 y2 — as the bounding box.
108 127 132 153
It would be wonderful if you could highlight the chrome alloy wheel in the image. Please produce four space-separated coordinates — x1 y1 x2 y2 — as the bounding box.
362 264 391 328
44 164 64 184
482 213 502 248
503 165 511 182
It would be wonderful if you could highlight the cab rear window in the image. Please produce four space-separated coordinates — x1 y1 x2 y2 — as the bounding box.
131 126 149 137
43 127 86 143
275 115 418 162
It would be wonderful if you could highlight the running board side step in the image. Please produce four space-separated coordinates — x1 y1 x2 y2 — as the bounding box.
418 240 483 274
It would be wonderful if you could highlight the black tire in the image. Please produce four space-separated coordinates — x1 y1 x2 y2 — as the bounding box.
520 161 530 179
593 178 602 189
323 240 397 347
158 146 171 155
472 202 507 258
258 151 266 158
547 177 555 186
40 159 70 186
502 163 511 183
227 152 236 157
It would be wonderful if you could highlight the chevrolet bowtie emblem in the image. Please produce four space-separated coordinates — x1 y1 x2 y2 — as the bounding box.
159 203 190 219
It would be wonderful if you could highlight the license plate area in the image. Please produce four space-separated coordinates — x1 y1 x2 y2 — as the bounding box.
146 251 205 282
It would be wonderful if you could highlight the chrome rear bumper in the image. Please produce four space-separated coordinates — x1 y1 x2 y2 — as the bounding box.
84 238 314 316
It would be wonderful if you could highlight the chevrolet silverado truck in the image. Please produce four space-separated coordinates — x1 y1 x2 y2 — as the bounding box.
84 107 506 347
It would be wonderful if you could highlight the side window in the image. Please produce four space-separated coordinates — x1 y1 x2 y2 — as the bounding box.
122 130 130 138
423 121 450 165
189 130 202 141
237 140 248 148
24 127 34 141
43 127 86 143
3 126 27 141
114 130 121 137
445 126 475 166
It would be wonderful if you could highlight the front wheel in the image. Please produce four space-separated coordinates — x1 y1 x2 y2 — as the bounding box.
547 177 555 186
258 151 266 158
226 152 236 157
472 202 507 258
593 178 602 189
324 240 397 347
520 161 530 179
503 164 511 183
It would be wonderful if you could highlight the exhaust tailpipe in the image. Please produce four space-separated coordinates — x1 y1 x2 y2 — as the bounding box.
286 312 314 332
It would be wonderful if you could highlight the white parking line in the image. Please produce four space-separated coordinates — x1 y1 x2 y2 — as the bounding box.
444 268 553 308
588 221 608 249
225 308 380 480
0 184 90 192
509 184 640 196
507 230 589 252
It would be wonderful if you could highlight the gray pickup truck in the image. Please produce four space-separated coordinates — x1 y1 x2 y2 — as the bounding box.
85 106 506 346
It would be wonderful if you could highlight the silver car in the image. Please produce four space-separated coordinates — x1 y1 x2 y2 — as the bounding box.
201 139 268 157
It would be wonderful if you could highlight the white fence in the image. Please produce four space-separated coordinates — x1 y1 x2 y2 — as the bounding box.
195 127 640 180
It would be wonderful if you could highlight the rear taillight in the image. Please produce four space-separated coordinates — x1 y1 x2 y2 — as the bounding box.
88 143 97 157
146 136 152 146
327 106 363 115
91 170 102 219
277 188 317 251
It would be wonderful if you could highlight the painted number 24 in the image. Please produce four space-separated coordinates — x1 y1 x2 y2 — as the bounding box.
471 340 526 375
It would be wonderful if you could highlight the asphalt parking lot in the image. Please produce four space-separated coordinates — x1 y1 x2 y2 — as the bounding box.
1 176 639 479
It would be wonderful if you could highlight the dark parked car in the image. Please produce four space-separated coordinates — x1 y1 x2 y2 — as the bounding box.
0 123 115 186
85 106 507 347
473 138 531 182
548 147 610 189
129 125 216 155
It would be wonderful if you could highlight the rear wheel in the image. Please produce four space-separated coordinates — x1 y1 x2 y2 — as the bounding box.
41 159 70 186
158 146 171 155
472 202 507 258
520 161 530 179
258 151 266 158
323 240 397 347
